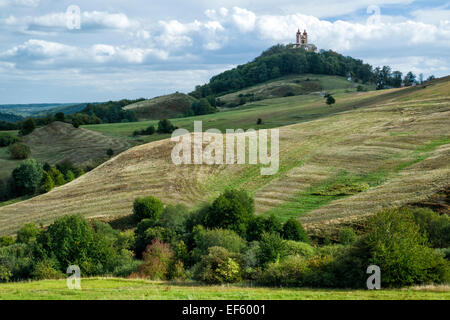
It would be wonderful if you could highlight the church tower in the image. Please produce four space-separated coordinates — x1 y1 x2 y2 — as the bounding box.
296 29 301 44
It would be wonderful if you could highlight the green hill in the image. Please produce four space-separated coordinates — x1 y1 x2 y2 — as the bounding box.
124 93 196 120
0 121 131 181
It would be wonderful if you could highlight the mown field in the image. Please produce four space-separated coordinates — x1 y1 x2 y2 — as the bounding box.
0 77 448 236
0 278 448 300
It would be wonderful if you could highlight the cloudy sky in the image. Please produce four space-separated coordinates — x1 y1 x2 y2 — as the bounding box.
0 0 449 104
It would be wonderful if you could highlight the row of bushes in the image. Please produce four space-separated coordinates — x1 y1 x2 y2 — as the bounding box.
0 189 448 288
0 159 85 201
132 119 178 137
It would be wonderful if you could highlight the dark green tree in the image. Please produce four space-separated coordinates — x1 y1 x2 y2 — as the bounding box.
282 218 309 242
11 159 43 195
133 196 164 222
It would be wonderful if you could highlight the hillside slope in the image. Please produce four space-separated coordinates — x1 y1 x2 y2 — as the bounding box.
124 93 196 120
0 79 449 235
0 121 131 180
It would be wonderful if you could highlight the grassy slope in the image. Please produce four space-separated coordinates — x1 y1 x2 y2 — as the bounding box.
217 74 374 105
0 78 448 236
124 93 196 120
0 278 448 300
0 121 132 181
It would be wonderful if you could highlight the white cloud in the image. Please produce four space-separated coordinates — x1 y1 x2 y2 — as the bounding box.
231 7 256 32
411 8 450 25
0 0 39 7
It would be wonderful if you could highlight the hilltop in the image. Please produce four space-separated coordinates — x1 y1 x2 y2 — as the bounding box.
0 77 448 236
124 93 196 120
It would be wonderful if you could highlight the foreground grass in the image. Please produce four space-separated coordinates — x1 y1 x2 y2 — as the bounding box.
0 278 448 300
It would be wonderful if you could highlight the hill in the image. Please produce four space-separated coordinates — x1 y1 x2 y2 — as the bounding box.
124 93 196 120
217 74 373 106
0 77 448 236
0 121 131 181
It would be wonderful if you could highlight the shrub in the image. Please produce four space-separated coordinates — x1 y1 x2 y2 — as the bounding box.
48 167 65 186
193 246 241 284
0 133 19 147
285 240 315 258
0 236 15 248
19 118 36 136
138 239 175 280
409 207 450 248
158 204 190 234
134 223 177 258
12 159 43 195
32 259 64 280
17 223 41 245
0 243 34 281
204 189 254 237
338 228 357 245
257 232 287 266
9 143 31 159
106 148 114 157
157 119 176 134
357 85 365 92
133 196 164 222
34 215 116 275
192 227 247 262
282 218 309 243
358 208 450 287
247 215 283 241
0 265 12 282
39 171 54 193
326 95 336 105
256 118 263 125
258 255 309 286
64 170 75 182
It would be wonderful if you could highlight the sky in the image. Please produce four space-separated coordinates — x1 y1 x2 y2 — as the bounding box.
0 0 449 104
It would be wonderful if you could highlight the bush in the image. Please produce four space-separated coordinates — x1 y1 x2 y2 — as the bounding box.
9 143 31 159
247 215 283 241
35 215 117 275
326 95 336 105
19 118 36 136
409 207 450 248
0 133 19 147
0 236 15 248
285 240 315 258
358 208 450 287
158 204 190 234
12 159 43 195
64 170 75 182
204 189 254 237
39 172 54 193
192 227 247 262
106 148 114 157
282 218 309 243
258 255 309 286
137 239 175 280
0 243 34 281
257 232 287 266
338 228 357 245
0 265 12 282
133 196 164 222
17 223 41 245
32 259 64 280
134 223 177 258
193 246 241 284
48 167 65 186
157 119 176 134
256 118 263 125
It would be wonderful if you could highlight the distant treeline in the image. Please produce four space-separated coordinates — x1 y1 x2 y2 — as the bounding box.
190 45 432 99
0 98 145 131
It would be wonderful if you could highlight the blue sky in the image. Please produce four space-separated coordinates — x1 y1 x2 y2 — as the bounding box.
0 0 449 104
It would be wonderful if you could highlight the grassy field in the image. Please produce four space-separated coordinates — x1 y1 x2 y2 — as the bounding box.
0 77 448 236
0 278 448 300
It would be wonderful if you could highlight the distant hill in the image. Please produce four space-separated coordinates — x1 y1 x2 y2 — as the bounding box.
217 74 374 107
0 121 131 181
190 45 374 99
0 102 87 118
124 93 196 120
1 77 448 236
0 112 23 123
